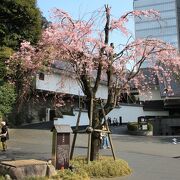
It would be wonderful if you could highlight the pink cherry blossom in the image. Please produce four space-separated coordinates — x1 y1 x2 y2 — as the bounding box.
7 7 180 108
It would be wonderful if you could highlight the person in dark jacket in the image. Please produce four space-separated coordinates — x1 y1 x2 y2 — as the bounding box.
0 121 9 151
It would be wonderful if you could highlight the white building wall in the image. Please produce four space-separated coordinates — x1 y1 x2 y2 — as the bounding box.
54 105 169 126
37 72 164 102
107 105 169 123
54 110 89 126
36 71 169 127
36 73 82 95
36 73 108 99
96 84 108 99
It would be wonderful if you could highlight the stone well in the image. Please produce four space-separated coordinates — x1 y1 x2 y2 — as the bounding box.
0 159 57 179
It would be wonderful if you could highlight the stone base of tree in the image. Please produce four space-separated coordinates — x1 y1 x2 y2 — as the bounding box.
0 159 57 179
128 130 153 136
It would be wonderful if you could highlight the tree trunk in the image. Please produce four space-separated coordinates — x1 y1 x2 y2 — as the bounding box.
90 132 101 161
89 101 102 161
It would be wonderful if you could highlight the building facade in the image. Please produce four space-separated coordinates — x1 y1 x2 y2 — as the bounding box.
134 0 180 68
134 0 180 135
35 70 169 126
134 0 180 50
134 0 180 98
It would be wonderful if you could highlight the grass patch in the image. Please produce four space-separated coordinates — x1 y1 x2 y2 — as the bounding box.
57 156 132 179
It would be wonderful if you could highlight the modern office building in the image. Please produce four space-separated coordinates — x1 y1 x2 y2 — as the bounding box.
134 0 180 51
134 0 180 96
134 0 180 135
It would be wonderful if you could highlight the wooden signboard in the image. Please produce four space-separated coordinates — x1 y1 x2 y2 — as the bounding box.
51 125 72 169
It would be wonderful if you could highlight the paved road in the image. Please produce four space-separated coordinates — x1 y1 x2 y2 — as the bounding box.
1 127 180 180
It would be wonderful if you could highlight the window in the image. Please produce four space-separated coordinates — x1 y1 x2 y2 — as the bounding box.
39 73 45 80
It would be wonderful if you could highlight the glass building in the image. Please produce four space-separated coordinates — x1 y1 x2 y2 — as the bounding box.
134 0 180 50
134 0 180 117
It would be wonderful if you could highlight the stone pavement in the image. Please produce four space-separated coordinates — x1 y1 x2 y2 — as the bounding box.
0 127 180 180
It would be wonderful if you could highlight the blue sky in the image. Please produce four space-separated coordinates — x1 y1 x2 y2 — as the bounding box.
37 0 134 47
37 0 134 19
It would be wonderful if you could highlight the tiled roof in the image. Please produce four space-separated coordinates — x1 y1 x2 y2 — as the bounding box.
52 124 72 133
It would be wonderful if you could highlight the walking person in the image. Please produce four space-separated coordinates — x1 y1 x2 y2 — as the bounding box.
107 117 111 126
0 120 9 151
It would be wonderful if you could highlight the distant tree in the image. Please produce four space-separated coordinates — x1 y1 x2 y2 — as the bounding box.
0 47 13 82
0 0 42 49
8 6 180 160
0 83 16 118
41 16 51 29
0 47 16 118
0 0 42 118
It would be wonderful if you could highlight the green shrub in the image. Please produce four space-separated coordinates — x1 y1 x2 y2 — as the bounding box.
0 176 5 180
69 156 132 179
25 177 49 180
50 156 132 180
56 168 89 180
147 123 153 131
127 122 153 131
127 122 138 131
0 83 16 118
